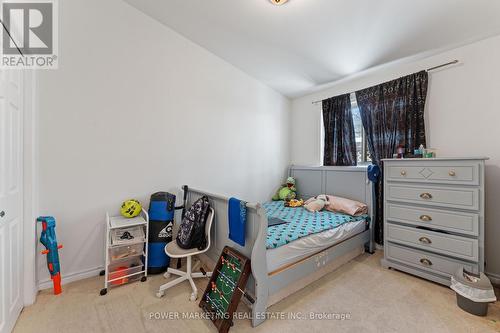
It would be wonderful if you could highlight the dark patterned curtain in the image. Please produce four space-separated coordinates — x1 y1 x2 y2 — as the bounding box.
355 70 428 244
322 93 357 166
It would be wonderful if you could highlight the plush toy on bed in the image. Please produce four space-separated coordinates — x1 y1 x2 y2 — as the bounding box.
272 177 297 201
284 198 304 208
304 194 329 212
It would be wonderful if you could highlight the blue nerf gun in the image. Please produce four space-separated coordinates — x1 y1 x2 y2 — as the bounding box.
37 216 63 295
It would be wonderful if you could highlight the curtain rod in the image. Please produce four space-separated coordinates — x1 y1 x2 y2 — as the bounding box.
311 59 459 105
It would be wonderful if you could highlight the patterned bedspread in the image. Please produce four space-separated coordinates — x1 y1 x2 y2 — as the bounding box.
263 201 368 249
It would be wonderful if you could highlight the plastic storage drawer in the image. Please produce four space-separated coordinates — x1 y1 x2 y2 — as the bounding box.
108 258 144 285
109 243 144 261
110 226 145 246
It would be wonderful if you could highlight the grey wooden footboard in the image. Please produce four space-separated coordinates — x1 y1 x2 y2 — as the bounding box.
185 188 268 325
185 165 373 327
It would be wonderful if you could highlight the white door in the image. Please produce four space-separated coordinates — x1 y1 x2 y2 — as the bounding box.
0 70 23 333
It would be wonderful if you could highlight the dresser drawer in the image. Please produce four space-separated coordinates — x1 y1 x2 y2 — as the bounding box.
386 223 478 261
386 204 479 236
386 243 477 277
386 184 479 211
386 161 480 186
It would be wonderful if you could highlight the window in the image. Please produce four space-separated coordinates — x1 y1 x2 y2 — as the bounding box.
350 93 371 164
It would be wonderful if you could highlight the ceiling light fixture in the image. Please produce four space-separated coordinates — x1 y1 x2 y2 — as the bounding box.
269 0 289 5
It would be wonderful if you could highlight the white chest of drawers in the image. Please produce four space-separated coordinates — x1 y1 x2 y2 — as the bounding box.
381 157 488 286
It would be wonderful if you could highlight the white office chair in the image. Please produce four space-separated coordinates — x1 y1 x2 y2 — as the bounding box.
156 207 214 301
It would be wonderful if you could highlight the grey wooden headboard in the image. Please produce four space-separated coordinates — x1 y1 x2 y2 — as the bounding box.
290 165 373 217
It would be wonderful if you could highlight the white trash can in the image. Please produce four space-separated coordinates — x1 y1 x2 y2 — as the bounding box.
450 267 496 316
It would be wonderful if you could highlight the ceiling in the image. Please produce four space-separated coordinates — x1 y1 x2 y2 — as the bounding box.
124 0 500 98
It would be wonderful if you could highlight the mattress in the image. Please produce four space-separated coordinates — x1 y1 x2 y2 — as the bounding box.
266 219 367 273
263 201 368 249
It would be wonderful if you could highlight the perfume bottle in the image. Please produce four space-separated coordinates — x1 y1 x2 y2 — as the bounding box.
397 145 404 159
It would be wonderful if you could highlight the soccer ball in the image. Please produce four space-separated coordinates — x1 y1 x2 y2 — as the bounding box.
120 199 142 218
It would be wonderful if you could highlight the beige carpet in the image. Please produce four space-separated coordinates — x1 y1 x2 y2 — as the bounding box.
14 252 500 333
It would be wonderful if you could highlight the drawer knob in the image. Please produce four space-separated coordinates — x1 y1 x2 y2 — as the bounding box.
419 237 432 244
400 170 407 176
420 192 433 200
449 170 456 177
419 215 432 222
420 258 433 266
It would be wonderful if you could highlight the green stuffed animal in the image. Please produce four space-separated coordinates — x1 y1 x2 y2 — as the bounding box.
272 177 297 201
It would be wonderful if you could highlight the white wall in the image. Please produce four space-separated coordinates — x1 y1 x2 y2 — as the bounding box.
290 34 500 279
36 0 290 286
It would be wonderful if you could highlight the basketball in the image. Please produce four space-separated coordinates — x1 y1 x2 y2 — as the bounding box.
120 199 142 218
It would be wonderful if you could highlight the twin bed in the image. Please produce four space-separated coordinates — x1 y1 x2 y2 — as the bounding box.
263 200 369 272
187 165 374 327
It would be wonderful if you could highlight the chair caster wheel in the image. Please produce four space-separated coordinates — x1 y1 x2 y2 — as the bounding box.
164 272 171 279
141 276 147 282
100 288 107 296
190 292 197 302
99 270 105 276
156 291 165 298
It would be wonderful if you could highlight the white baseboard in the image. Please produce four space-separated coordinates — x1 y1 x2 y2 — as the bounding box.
36 258 500 290
38 266 103 291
